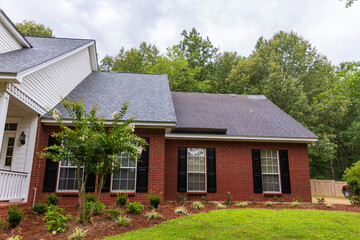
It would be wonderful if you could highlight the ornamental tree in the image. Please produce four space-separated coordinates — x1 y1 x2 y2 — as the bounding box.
39 98 146 223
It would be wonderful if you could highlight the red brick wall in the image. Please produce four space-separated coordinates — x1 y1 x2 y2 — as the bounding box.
28 124 166 206
164 140 312 202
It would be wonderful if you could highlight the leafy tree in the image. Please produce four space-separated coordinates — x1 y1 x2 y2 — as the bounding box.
341 0 358 8
343 160 360 205
16 20 54 37
39 98 145 223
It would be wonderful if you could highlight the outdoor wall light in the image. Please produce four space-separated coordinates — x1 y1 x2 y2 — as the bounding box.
19 131 26 145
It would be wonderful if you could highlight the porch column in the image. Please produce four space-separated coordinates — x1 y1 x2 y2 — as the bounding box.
0 87 10 152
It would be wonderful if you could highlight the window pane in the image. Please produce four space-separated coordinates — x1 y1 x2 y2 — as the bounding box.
58 166 83 191
188 173 206 191
8 137 15 146
112 161 136 191
260 150 280 192
262 175 280 192
5 157 12 166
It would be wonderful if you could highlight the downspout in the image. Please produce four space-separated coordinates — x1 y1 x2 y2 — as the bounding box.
32 187 37 208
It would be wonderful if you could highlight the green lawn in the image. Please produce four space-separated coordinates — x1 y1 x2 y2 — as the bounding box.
104 209 360 240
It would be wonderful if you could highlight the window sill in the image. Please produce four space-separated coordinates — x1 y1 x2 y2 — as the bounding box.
187 192 207 195
263 192 282 196
110 191 136 196
55 191 79 196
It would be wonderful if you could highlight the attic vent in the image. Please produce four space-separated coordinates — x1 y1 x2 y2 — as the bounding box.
247 95 267 100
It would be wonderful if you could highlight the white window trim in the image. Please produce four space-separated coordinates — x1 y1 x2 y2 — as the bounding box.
261 150 282 194
110 153 137 192
187 148 207 193
56 160 84 192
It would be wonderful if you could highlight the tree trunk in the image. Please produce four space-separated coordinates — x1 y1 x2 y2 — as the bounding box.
77 166 88 224
86 173 104 221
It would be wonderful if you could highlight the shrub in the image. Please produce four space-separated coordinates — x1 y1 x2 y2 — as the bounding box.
250 196 258 204
192 201 204 210
85 201 105 216
114 215 131 226
107 209 122 218
201 195 211 203
44 205 72 234
0 216 5 230
290 201 301 207
6 205 23 228
177 193 187 206
296 196 303 203
47 193 60 206
86 194 96 203
343 161 360 205
147 191 162 209
145 210 163 220
317 197 325 205
223 191 233 205
235 202 249 207
326 203 332 208
273 196 284 204
127 201 144 214
215 202 227 209
174 206 188 214
6 235 22 240
33 202 47 215
116 192 128 207
265 201 275 207
68 227 87 240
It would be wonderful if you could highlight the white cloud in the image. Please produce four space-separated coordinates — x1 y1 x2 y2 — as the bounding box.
1 0 360 64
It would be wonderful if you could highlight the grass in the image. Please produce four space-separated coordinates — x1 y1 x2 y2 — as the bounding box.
104 209 360 240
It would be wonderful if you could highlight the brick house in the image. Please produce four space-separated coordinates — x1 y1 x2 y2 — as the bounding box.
0 10 317 212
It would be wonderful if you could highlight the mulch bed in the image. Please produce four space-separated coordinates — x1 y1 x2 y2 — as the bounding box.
1 201 360 240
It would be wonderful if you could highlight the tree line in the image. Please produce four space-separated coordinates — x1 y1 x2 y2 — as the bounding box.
17 21 360 181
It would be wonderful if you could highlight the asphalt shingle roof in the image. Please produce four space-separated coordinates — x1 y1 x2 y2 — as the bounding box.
43 72 177 123
171 92 318 139
0 36 93 73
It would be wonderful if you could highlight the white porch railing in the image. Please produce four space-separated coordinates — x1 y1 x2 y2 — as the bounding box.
0 169 28 201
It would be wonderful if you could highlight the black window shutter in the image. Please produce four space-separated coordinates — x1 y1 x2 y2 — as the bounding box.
101 174 111 192
252 149 263 193
136 137 149 192
85 173 96 192
43 135 59 192
279 150 291 194
178 147 187 192
207 148 216 193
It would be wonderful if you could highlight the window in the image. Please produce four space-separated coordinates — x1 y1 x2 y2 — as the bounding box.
111 152 137 191
4 136 15 166
260 150 281 192
4 123 17 131
187 148 206 192
57 160 83 191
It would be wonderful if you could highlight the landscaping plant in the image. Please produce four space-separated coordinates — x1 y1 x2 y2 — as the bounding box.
147 190 162 209
326 204 332 208
47 193 60 206
114 215 131 226
192 201 205 210
296 196 303 203
265 201 275 207
0 215 4 230
39 99 146 223
290 201 301 207
127 201 144 214
85 200 105 216
317 197 325 205
6 235 22 240
223 191 233 205
343 160 360 205
145 210 163 220
177 193 187 206
235 202 249 207
44 205 72 234
273 196 284 204
201 195 211 203
67 227 87 240
107 209 122 218
6 205 23 228
116 192 128 207
174 206 188 214
86 194 96 203
215 202 227 209
33 202 48 215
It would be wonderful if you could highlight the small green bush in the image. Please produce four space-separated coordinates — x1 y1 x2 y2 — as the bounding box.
216 202 227 209
47 193 60 206
6 205 23 228
107 209 122 218
177 193 187 206
127 201 144 214
145 210 163 220
147 190 162 209
33 202 47 215
235 202 249 207
326 203 332 208
296 196 303 203
290 201 301 207
116 192 128 207
86 194 96 203
174 206 188 214
265 201 275 207
85 201 105 216
0 215 5 230
114 215 131 226
317 197 325 205
67 227 87 240
343 161 360 206
45 205 72 234
223 191 233 205
201 195 211 203
273 196 284 204
192 201 204 210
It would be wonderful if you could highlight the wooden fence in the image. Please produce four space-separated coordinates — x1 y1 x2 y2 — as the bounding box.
310 179 347 197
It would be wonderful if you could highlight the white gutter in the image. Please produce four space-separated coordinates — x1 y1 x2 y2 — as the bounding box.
165 133 318 143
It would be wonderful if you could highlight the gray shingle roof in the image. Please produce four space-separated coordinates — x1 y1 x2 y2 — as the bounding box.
43 72 177 123
171 92 317 139
0 36 93 73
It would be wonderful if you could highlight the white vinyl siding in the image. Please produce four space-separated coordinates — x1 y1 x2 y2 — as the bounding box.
0 23 22 54
17 48 92 109
260 150 281 193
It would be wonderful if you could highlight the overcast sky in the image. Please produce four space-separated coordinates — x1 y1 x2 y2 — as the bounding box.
2 0 359 65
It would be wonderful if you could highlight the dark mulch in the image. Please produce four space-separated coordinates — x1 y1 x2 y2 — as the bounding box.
1 201 360 240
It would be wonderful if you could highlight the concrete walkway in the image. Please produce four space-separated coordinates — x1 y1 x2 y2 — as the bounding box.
312 197 351 205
